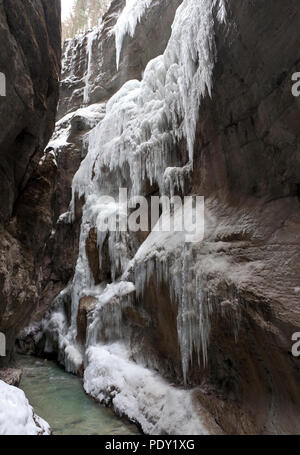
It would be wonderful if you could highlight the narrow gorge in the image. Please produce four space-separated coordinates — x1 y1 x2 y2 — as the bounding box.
0 0 300 436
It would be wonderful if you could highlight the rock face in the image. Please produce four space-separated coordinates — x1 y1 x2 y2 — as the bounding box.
20 0 300 435
0 367 22 387
58 0 182 119
0 0 61 365
27 0 184 339
185 0 300 434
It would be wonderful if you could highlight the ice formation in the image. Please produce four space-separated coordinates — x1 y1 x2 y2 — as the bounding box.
60 24 105 114
61 33 87 90
131 204 240 381
41 103 106 168
87 281 136 347
41 0 231 433
69 0 228 371
73 0 227 205
114 0 153 69
84 343 210 435
0 380 50 435
83 27 102 103
53 0 226 367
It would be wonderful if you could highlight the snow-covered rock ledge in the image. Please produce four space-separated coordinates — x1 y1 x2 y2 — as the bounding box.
83 343 219 435
0 380 50 435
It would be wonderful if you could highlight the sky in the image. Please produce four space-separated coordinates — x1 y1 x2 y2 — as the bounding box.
61 0 75 21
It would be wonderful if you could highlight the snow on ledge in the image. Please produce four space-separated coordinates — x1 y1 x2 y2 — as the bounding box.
0 380 50 435
84 343 210 435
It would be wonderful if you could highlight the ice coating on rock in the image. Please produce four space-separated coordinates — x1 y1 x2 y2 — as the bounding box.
39 0 229 431
69 0 227 376
74 0 226 203
84 343 210 435
114 0 153 69
83 27 102 103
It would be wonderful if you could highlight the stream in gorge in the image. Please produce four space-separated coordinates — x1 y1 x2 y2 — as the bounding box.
17 355 140 435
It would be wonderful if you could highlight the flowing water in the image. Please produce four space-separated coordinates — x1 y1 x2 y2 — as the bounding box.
18 355 140 435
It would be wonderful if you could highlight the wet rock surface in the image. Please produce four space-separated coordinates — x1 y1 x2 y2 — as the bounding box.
0 367 22 386
28 0 185 334
186 0 300 433
58 0 182 119
0 0 61 365
13 0 300 435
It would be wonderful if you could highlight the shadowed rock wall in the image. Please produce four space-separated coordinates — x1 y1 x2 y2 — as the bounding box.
0 0 61 365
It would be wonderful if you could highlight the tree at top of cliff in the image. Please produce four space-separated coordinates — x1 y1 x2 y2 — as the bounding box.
62 0 111 41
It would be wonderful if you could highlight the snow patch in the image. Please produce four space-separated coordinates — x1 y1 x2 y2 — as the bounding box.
0 380 50 435
84 343 210 435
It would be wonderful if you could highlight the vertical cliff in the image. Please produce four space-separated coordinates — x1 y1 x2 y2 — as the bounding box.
58 0 182 119
23 0 184 348
0 0 61 366
19 0 300 435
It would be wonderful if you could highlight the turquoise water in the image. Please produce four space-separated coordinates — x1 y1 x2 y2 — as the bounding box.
18 355 139 435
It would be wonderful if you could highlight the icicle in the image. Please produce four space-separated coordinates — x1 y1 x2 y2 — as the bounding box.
86 281 135 348
83 27 101 104
42 0 229 381
74 0 227 206
114 0 153 70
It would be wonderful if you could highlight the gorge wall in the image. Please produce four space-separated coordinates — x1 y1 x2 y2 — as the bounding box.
16 0 300 435
0 0 61 366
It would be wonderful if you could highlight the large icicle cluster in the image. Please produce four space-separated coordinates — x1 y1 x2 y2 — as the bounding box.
62 0 227 378
114 0 153 69
41 0 231 434
67 0 228 378
73 0 227 202
132 206 243 381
